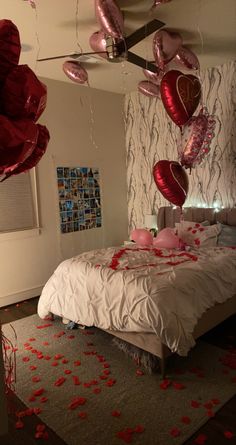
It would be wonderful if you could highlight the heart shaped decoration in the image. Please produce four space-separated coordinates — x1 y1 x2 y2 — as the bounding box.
153 30 182 70
153 160 189 207
160 70 201 127
138 80 160 98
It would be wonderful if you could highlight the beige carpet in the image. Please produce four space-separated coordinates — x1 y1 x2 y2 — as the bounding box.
3 314 236 445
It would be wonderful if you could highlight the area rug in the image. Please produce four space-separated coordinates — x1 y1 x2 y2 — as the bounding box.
2 315 236 445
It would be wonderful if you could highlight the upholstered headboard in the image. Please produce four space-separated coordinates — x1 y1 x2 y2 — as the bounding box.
158 207 236 230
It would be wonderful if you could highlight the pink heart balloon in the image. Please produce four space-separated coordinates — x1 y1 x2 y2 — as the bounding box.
95 0 124 39
178 108 216 169
143 62 165 84
62 61 88 84
138 81 160 98
174 46 200 71
130 229 153 246
153 29 182 70
89 30 108 59
153 228 180 249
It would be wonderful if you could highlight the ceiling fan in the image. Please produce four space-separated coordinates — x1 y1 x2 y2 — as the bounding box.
37 19 165 74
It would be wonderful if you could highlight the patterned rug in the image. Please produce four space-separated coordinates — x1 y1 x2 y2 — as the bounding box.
2 314 236 445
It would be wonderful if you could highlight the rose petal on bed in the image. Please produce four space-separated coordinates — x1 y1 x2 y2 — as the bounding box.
15 420 24 429
35 432 44 439
67 335 75 339
100 375 108 380
51 362 59 367
53 331 65 338
28 338 36 342
206 410 215 417
37 354 44 360
83 382 91 388
160 379 172 390
136 369 144 376
78 411 87 419
224 431 234 439
24 346 32 351
194 433 207 444
170 427 181 437
40 397 48 403
112 410 121 417
31 349 38 354
191 400 201 408
68 397 87 410
24 342 31 347
28 396 36 402
93 387 101 394
116 430 133 443
32 376 41 383
29 365 37 371
103 369 110 376
105 379 116 387
64 369 72 375
44 355 51 361
54 377 66 387
33 407 42 415
26 408 35 416
62 359 69 364
181 416 191 424
22 357 30 362
72 376 80 385
43 342 49 346
103 363 110 368
74 360 81 366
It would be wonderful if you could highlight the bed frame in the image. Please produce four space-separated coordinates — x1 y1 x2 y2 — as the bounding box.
103 207 236 376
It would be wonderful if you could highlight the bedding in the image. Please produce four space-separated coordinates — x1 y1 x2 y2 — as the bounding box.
217 223 236 247
175 221 221 247
38 244 236 356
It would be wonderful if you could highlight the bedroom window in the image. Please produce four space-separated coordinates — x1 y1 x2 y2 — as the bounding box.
0 169 40 240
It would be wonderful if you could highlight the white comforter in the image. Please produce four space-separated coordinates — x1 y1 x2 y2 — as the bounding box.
38 245 236 355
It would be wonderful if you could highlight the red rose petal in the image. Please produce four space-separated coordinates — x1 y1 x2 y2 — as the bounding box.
74 360 81 366
224 431 234 439
32 376 41 383
173 382 186 390
36 424 46 432
68 397 87 410
112 410 121 417
40 397 48 403
160 379 172 390
72 376 80 385
43 342 49 346
170 427 181 437
54 377 66 387
54 354 64 360
64 369 72 375
191 400 201 408
194 433 207 444
67 335 75 339
78 411 87 419
136 369 144 376
37 323 53 329
33 388 45 397
29 365 37 371
93 387 101 394
105 378 116 387
181 416 191 424
103 363 110 368
22 357 30 362
134 424 145 433
28 396 36 402
51 362 59 367
62 359 69 364
33 407 42 415
28 338 36 342
103 369 110 375
211 398 220 405
44 355 51 361
15 420 24 429
203 402 213 410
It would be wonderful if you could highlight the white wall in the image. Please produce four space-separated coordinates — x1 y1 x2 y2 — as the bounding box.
0 79 128 306
125 60 236 230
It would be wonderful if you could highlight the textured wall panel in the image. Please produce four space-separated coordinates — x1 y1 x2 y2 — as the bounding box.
125 61 236 230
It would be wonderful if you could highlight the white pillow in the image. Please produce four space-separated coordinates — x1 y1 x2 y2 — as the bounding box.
175 221 221 248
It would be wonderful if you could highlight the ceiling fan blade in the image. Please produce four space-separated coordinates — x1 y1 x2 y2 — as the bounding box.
125 19 165 50
127 51 157 73
37 51 107 62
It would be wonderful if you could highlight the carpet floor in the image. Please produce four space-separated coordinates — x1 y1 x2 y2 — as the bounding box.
2 314 236 445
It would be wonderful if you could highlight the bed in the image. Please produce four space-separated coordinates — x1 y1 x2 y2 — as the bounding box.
37 207 236 376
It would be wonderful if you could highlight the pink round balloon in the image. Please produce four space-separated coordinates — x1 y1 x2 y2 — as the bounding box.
95 0 124 39
174 46 200 71
138 81 160 98
153 29 182 70
89 30 108 59
62 61 88 84
178 108 216 169
130 229 153 246
153 228 180 249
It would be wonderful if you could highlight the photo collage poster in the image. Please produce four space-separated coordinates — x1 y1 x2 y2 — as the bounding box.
56 167 102 234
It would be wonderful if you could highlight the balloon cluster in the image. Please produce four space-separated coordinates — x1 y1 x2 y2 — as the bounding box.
0 20 50 182
141 28 216 207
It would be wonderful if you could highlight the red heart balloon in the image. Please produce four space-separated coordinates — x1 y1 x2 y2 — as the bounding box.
160 70 201 127
0 20 21 83
153 160 189 207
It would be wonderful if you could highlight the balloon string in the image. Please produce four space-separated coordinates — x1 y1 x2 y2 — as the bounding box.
32 3 41 73
88 88 99 150
75 0 83 55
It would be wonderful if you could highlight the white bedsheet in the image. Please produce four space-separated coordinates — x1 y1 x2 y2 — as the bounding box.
38 245 236 355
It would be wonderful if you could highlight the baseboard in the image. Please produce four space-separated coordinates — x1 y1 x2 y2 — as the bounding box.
0 286 43 308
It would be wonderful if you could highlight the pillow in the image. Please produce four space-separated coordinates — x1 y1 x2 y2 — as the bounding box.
175 221 221 248
217 223 236 247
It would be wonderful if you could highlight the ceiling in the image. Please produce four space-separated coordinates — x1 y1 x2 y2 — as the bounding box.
2 0 236 94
